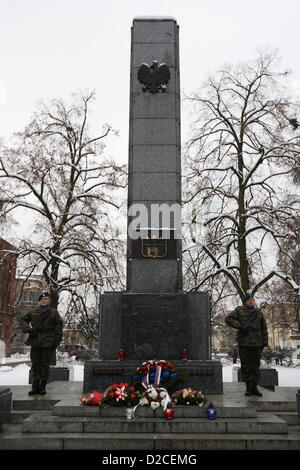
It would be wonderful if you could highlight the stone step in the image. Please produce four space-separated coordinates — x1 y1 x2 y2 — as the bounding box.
21 411 288 435
0 387 12 430
53 398 257 418
1 426 299 451
274 412 300 426
10 410 32 424
53 400 257 418
251 400 297 412
12 398 59 411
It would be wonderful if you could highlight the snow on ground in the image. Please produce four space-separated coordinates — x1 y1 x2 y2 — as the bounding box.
0 357 299 387
221 361 300 387
272 365 300 387
0 361 84 385
0 363 31 385
0 353 31 365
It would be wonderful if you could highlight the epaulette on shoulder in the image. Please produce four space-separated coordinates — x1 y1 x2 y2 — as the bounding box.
235 306 244 312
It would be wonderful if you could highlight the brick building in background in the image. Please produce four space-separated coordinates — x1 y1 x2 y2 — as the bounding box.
0 238 17 356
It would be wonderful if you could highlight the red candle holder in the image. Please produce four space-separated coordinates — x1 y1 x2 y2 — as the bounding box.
119 349 125 361
163 407 175 420
181 348 188 360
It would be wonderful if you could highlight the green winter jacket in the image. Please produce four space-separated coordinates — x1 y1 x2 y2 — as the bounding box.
225 306 269 348
20 306 63 349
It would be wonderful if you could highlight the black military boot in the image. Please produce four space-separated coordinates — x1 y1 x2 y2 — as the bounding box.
38 379 47 395
28 379 40 396
245 381 253 396
251 381 263 396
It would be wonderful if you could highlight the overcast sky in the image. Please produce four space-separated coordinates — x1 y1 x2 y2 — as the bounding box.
1 0 300 166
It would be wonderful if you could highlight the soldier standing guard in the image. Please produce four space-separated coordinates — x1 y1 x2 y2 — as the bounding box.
225 292 268 396
20 290 63 396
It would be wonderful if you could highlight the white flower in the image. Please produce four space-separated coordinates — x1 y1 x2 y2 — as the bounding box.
150 401 160 410
160 399 168 408
148 390 158 399
115 386 127 402
139 397 148 406
160 391 167 398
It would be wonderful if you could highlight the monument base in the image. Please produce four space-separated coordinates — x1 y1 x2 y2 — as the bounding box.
29 366 70 384
83 359 223 394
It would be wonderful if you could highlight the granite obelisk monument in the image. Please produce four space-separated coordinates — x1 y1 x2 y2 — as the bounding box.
83 17 222 393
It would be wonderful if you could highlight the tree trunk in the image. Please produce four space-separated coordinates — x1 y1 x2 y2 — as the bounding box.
237 147 250 296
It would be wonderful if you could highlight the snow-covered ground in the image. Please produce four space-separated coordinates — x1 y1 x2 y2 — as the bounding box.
0 353 31 365
0 356 299 387
0 362 84 385
222 362 300 387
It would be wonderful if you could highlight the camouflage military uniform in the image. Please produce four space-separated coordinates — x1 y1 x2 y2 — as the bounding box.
225 305 268 382
20 305 63 383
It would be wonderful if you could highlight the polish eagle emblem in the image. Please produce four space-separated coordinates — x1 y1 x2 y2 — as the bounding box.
137 61 170 94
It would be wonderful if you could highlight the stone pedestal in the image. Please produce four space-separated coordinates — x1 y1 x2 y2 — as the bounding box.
0 387 12 431
29 366 69 384
82 291 223 394
233 366 279 390
83 360 222 395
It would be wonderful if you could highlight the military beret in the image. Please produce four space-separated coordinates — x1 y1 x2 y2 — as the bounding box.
38 291 50 301
243 291 254 302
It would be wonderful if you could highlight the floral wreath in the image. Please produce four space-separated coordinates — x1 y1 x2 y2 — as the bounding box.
171 388 206 406
132 359 182 391
139 387 170 410
101 383 139 407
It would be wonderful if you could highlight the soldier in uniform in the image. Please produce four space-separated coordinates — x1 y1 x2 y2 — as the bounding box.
20 290 63 396
225 292 268 396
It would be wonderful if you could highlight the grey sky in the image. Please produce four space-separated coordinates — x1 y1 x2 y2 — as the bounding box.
1 0 300 165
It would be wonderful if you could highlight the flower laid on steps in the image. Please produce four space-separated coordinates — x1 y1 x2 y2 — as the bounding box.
139 387 171 410
101 383 140 407
80 391 104 405
171 388 206 406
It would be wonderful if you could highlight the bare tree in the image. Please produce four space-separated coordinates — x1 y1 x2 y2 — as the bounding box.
262 214 300 332
183 50 300 305
0 91 127 316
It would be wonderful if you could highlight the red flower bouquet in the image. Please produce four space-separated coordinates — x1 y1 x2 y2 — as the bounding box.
101 383 140 407
80 391 104 406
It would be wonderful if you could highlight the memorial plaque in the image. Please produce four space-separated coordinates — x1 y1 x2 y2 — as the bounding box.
93 368 124 376
121 294 188 359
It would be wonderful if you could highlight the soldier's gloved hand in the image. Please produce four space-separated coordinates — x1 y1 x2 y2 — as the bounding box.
26 328 38 338
239 325 250 333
